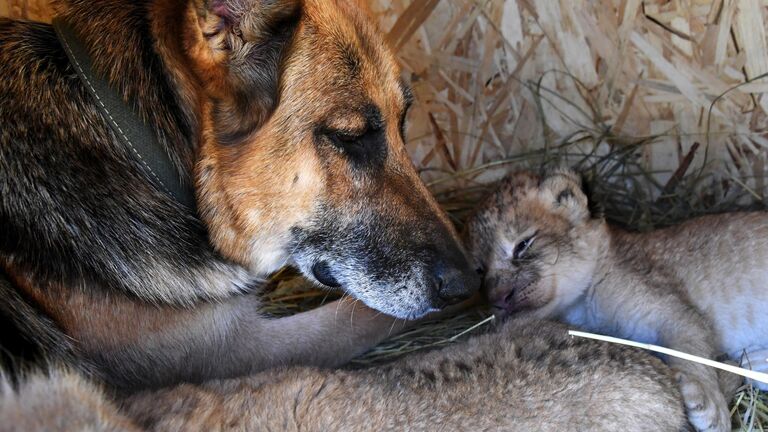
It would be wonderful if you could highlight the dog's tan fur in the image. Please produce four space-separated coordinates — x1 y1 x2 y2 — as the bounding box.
1 319 687 432
466 169 768 432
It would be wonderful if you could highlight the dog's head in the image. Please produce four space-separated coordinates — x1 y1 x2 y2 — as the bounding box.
174 0 478 318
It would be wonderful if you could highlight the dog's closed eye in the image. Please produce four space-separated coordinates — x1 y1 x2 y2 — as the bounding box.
317 105 387 169
329 128 367 144
324 127 386 168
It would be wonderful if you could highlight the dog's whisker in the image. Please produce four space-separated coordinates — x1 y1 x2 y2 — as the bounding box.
387 317 399 337
349 298 358 329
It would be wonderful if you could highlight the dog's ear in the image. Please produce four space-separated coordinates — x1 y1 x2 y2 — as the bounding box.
186 0 301 144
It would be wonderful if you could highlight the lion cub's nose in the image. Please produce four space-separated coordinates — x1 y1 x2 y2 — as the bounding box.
490 291 514 312
432 259 480 307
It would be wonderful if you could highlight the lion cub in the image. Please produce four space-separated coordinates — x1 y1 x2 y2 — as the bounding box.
466 168 768 432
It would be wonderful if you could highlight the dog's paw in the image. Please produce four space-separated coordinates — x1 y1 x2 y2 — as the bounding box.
677 372 730 432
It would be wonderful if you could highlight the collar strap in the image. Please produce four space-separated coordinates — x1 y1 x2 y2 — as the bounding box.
52 18 197 211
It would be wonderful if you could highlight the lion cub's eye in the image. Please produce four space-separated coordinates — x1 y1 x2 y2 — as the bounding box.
512 234 536 261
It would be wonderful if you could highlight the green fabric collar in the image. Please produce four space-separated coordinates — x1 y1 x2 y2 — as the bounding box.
52 18 197 211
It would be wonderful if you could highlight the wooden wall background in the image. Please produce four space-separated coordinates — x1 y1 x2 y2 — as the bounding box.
4 0 768 204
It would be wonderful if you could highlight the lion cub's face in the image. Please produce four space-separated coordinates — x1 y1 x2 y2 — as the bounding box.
465 170 601 319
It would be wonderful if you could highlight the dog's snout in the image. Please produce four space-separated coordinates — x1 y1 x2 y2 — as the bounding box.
436 269 474 304
431 253 480 307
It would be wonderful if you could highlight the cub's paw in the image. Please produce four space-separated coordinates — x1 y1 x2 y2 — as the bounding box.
717 361 743 398
740 348 768 391
677 372 730 432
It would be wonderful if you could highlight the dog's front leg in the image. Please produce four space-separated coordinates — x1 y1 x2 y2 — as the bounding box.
76 292 403 389
225 291 483 372
226 296 406 370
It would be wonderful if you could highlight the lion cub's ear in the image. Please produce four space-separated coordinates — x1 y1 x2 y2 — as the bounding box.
184 0 301 143
539 168 589 224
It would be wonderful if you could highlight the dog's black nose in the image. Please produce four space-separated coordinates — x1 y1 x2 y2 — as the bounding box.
312 261 341 288
431 255 480 307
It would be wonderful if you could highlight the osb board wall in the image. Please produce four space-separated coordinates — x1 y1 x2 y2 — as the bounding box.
4 0 768 202
372 0 768 203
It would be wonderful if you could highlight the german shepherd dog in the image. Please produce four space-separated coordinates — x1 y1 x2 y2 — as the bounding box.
0 0 479 391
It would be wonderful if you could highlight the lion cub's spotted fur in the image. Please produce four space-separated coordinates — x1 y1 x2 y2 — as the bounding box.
2 319 685 431
466 169 768 432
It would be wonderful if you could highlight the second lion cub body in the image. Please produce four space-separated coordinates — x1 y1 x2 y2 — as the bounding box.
1 319 686 431
120 319 686 431
466 169 768 432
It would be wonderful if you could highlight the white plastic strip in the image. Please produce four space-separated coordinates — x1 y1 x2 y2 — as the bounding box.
568 330 768 385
